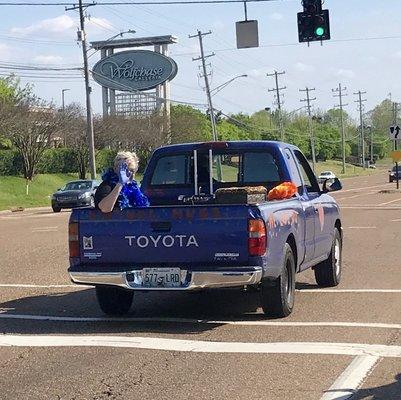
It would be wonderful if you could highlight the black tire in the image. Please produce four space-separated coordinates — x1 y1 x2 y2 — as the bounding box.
314 228 342 287
389 177 394 183
52 206 61 213
260 243 295 318
95 286 134 316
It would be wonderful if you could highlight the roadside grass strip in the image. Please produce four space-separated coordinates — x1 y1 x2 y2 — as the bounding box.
0 313 400 330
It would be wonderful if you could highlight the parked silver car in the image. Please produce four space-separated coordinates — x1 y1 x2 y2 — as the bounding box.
51 180 99 213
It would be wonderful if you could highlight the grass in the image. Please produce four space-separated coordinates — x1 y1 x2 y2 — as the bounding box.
0 173 80 211
0 172 145 211
315 160 383 179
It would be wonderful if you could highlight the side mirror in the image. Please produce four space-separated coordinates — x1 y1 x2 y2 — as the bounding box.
323 178 342 193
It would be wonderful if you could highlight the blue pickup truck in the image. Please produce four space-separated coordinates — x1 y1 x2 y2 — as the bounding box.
68 141 343 318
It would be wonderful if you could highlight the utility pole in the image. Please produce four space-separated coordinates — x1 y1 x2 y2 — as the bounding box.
66 0 96 179
267 71 286 141
392 102 399 189
189 30 218 142
332 83 348 174
300 87 317 172
354 90 367 169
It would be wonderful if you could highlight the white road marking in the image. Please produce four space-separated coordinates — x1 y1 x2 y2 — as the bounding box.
337 184 391 194
336 191 377 201
31 226 58 232
0 336 401 358
320 355 380 400
391 219 401 222
346 226 377 229
378 197 401 206
341 206 401 210
0 313 400 330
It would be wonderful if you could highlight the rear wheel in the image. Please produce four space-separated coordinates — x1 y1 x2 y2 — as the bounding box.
95 286 134 316
260 243 295 318
314 228 342 287
52 206 61 213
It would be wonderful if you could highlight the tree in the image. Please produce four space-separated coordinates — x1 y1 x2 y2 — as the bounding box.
62 103 88 179
170 105 211 143
1 92 66 186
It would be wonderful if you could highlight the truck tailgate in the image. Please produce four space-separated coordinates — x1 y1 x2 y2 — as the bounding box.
77 206 253 266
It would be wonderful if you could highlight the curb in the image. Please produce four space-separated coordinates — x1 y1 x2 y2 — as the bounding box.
0 206 52 215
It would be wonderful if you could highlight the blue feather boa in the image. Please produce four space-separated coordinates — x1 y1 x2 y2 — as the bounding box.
102 169 150 210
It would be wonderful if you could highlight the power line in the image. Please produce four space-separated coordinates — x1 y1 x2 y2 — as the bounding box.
0 0 283 5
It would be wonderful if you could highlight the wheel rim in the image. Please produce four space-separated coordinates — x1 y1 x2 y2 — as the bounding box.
284 259 294 305
334 238 341 276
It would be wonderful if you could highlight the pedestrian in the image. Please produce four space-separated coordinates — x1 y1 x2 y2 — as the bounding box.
95 151 149 213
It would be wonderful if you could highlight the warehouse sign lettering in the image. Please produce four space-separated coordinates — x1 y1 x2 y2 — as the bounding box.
92 49 178 92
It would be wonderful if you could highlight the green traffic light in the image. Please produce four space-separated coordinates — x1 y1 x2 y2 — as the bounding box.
315 27 325 36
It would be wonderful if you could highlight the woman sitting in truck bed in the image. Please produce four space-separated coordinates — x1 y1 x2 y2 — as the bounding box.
95 151 149 213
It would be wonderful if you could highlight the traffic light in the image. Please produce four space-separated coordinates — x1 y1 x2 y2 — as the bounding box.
298 0 331 43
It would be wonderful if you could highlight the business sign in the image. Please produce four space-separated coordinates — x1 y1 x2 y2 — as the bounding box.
92 50 178 92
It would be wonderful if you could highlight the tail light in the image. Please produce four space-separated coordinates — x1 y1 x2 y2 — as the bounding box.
248 219 267 256
69 222 79 258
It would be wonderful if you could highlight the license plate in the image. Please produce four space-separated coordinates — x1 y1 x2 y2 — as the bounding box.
142 268 181 288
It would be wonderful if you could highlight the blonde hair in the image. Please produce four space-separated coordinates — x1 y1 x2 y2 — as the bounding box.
114 151 139 175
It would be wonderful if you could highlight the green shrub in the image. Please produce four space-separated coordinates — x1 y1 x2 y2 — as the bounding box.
96 149 117 174
37 148 78 174
0 150 23 175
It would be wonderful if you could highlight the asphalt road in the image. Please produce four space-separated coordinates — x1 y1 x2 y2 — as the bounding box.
0 172 400 400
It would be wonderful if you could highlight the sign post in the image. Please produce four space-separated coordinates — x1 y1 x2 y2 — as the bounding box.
389 126 401 189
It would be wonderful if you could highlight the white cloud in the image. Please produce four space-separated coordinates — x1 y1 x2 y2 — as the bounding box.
336 68 355 79
294 62 315 73
10 14 114 38
33 55 63 64
269 12 283 21
11 15 75 36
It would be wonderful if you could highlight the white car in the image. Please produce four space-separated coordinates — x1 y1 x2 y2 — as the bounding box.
318 171 336 184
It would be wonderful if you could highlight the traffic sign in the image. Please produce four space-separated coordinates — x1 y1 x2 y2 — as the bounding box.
389 125 401 140
390 151 401 162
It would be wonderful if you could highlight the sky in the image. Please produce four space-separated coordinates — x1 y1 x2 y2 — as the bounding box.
1 0 401 119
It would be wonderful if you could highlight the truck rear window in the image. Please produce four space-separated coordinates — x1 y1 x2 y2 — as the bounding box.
149 151 282 187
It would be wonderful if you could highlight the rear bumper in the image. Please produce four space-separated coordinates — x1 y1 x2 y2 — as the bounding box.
69 266 263 291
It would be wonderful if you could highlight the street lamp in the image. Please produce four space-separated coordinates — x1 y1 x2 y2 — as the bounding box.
210 74 248 97
62 88 70 111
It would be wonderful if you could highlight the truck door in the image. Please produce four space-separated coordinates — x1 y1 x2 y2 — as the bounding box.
285 149 315 265
292 150 331 263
